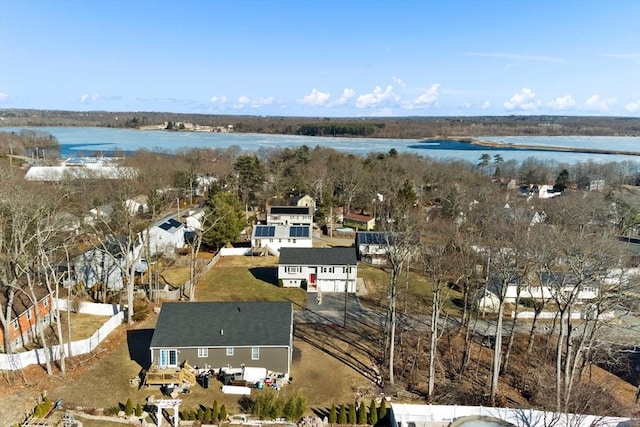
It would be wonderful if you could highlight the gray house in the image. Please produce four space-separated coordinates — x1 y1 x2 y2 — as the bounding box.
149 301 293 376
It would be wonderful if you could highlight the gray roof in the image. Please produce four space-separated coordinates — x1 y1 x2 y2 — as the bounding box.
278 247 357 266
149 301 292 349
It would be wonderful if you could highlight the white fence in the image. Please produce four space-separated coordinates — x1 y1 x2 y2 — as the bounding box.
54 298 121 316
0 303 123 371
219 247 250 256
511 310 616 320
390 403 631 427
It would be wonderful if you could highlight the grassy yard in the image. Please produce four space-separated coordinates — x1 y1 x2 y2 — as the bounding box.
195 256 307 308
358 263 464 317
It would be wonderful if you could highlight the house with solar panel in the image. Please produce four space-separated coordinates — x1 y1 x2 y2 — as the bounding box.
148 301 293 378
146 215 187 256
356 231 396 265
277 247 357 292
251 224 313 255
267 206 314 226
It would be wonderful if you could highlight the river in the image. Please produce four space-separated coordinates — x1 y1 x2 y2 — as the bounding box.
2 126 640 165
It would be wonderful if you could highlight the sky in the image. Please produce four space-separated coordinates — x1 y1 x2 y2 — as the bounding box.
1 0 639 117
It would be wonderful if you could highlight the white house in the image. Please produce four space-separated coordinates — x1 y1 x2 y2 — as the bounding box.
251 224 312 255
145 215 186 257
355 231 395 265
479 272 600 310
267 206 313 226
278 247 357 293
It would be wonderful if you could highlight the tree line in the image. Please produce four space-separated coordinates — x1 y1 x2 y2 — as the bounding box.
1 108 639 137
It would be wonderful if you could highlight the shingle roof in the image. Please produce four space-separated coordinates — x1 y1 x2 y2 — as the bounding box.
278 247 357 266
149 301 292 349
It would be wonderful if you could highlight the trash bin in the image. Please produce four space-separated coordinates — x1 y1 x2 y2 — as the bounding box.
202 373 210 389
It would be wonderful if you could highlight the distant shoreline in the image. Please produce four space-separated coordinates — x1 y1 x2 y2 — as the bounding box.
458 137 640 157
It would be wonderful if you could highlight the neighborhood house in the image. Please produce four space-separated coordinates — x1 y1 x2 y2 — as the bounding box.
267 206 314 226
278 247 358 293
149 301 294 377
356 231 395 265
343 212 376 231
0 285 53 351
251 224 312 255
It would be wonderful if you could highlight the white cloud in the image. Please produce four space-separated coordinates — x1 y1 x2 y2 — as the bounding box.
392 76 406 87
356 85 399 108
300 88 330 106
234 95 275 109
547 95 576 110
209 96 227 105
0 92 7 102
462 100 491 110
412 83 440 107
625 100 640 113
336 88 355 105
504 88 540 111
584 95 617 111
80 93 100 104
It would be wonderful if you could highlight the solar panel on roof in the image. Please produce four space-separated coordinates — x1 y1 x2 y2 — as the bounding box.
168 218 182 227
158 222 173 231
255 225 276 237
289 225 310 238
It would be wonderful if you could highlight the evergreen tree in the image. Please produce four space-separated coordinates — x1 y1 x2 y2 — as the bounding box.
197 407 205 421
220 405 227 422
204 406 212 422
203 191 246 249
378 399 387 420
135 402 142 417
212 400 219 422
329 404 337 424
358 401 367 425
125 398 133 416
368 399 377 426
348 403 357 425
339 404 347 424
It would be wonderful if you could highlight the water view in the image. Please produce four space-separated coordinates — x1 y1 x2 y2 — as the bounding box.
2 126 640 165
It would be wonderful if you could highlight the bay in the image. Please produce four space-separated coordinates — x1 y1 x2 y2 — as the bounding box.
2 126 640 165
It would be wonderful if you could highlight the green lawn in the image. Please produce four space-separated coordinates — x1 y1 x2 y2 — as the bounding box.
195 256 307 308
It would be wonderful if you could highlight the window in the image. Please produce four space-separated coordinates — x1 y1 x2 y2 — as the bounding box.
43 298 49 307
251 347 260 360
26 309 32 321
198 348 208 358
159 349 178 367
226 347 234 356
286 266 301 274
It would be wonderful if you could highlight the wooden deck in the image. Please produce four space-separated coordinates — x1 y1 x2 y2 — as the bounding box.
144 361 196 387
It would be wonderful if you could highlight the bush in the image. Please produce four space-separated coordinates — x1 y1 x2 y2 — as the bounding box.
219 405 227 421
132 300 150 322
369 399 377 425
125 398 133 416
339 404 347 424
348 403 356 425
329 404 337 424
358 401 367 425
135 403 142 417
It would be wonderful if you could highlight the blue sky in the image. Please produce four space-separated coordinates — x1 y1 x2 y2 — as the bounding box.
1 0 639 117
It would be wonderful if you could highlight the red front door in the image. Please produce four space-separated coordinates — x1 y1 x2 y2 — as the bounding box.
310 273 316 284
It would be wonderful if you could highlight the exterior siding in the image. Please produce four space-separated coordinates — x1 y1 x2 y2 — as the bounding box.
152 345 291 375
278 264 356 292
0 294 53 350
